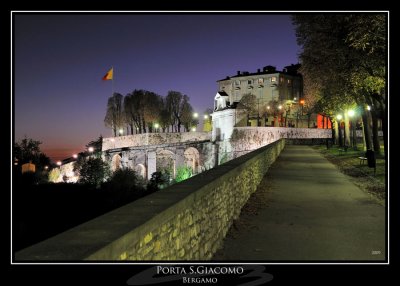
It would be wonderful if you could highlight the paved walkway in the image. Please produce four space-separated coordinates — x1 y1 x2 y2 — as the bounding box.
214 145 385 261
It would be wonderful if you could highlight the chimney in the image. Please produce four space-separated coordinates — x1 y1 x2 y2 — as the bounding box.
257 68 261 73
237 70 241 75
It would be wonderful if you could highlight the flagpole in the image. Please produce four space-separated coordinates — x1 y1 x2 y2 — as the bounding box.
112 66 114 96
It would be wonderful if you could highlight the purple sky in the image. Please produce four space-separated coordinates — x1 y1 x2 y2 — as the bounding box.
14 13 300 161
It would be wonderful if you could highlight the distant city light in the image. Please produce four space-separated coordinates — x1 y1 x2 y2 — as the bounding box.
72 154 78 159
88 147 94 152
336 114 343 120
348 110 355 117
44 166 49 170
204 114 209 119
294 97 297 100
57 161 62 166
193 112 198 118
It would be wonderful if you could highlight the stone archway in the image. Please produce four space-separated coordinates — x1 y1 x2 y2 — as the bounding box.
184 147 200 174
156 149 176 178
134 164 146 179
111 154 122 172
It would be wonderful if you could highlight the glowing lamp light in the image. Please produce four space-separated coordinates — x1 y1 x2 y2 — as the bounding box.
88 147 94 152
191 127 196 132
348 110 355 117
367 105 371 111
193 112 199 118
300 99 305 105
294 97 297 100
204 114 209 119
72 154 78 159
278 105 282 110
119 129 124 135
44 166 49 170
336 114 343 120
267 106 270 110
56 161 62 166
154 123 159 129
110 138 115 142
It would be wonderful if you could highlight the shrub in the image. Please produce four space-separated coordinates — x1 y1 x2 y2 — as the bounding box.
107 168 141 192
175 166 192 183
147 171 170 191
48 168 61 183
78 157 111 187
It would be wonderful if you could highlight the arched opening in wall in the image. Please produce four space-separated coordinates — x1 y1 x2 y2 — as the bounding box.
134 164 146 179
111 154 122 172
184 147 200 174
156 150 175 179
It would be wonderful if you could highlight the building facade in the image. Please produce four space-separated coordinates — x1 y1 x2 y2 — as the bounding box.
212 64 305 141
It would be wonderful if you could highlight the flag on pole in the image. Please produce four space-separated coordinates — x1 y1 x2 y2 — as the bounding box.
102 68 113 80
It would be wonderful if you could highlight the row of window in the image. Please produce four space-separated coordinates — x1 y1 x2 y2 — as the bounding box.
231 77 292 86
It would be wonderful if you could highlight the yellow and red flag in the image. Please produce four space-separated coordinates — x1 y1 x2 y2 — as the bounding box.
102 68 113 80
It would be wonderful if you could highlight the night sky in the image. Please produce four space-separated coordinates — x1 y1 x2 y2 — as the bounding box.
14 13 300 162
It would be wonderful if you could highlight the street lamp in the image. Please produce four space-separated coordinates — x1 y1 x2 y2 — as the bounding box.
118 128 124 135
72 154 78 159
193 112 198 119
57 161 62 167
191 127 196 132
154 123 159 132
88 147 94 153
204 114 208 119
348 109 356 148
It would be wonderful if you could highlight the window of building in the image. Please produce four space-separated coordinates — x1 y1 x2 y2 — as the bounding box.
271 77 277 82
235 80 240 85
287 79 291 84
248 80 252 84
280 77 283 83
258 78 264 84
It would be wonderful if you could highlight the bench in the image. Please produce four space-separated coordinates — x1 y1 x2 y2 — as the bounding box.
358 156 367 165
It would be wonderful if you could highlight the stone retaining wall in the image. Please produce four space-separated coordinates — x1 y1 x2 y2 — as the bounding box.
15 139 285 261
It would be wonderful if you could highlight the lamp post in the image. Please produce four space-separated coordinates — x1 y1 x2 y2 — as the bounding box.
348 109 356 149
154 123 159 133
336 114 343 147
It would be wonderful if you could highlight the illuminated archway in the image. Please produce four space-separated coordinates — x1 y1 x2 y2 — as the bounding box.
134 164 146 179
156 150 175 178
184 147 200 174
111 154 122 172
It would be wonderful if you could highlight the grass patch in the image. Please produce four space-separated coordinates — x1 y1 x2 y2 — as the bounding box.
312 144 386 203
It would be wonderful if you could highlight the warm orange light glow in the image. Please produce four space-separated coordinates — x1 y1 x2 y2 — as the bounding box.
300 99 305 105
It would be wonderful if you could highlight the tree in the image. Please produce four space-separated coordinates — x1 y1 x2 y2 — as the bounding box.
14 137 51 171
104 93 125 136
237 93 257 126
292 14 386 154
203 108 213 132
78 157 111 187
181 101 198 132
166 91 190 132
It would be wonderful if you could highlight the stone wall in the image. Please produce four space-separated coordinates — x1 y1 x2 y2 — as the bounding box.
15 139 285 261
218 127 331 164
102 132 211 151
